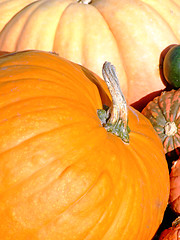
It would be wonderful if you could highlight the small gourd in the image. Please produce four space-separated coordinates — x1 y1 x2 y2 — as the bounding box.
163 45 180 88
142 88 180 155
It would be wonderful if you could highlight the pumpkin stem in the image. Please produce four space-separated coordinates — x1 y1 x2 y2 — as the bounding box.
172 216 180 227
164 121 177 136
97 62 130 143
77 0 92 4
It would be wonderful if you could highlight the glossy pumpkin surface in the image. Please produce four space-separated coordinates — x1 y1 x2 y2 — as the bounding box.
142 88 180 154
0 50 169 240
163 44 180 88
0 0 179 104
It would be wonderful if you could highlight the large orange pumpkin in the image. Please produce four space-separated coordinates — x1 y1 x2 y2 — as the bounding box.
0 50 169 240
0 0 179 104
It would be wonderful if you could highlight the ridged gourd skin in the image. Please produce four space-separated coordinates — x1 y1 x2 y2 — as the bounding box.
0 0 179 104
142 88 180 154
0 50 169 240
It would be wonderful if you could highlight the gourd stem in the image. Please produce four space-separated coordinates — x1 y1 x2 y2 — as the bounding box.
97 62 130 143
164 121 177 136
172 216 180 227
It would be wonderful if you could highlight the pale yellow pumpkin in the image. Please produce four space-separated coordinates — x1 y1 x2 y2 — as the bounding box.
0 0 35 32
0 0 179 104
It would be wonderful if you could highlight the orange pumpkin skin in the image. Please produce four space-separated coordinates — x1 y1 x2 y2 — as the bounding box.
0 0 179 104
0 50 169 240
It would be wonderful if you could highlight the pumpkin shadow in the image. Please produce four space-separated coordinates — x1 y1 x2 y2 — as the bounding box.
131 89 165 112
152 205 177 240
166 147 180 170
0 51 10 57
152 147 180 240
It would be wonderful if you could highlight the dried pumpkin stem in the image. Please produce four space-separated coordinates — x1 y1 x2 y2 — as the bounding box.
97 62 130 143
172 216 180 227
77 0 92 4
164 121 177 136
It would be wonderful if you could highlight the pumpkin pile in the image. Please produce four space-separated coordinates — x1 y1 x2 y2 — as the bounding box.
0 0 180 240
141 46 180 239
0 0 180 104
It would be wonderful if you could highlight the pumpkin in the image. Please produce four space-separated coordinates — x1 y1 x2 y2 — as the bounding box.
169 157 180 214
159 217 180 240
0 50 169 240
141 88 180 155
0 0 180 104
163 44 180 89
0 0 35 32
